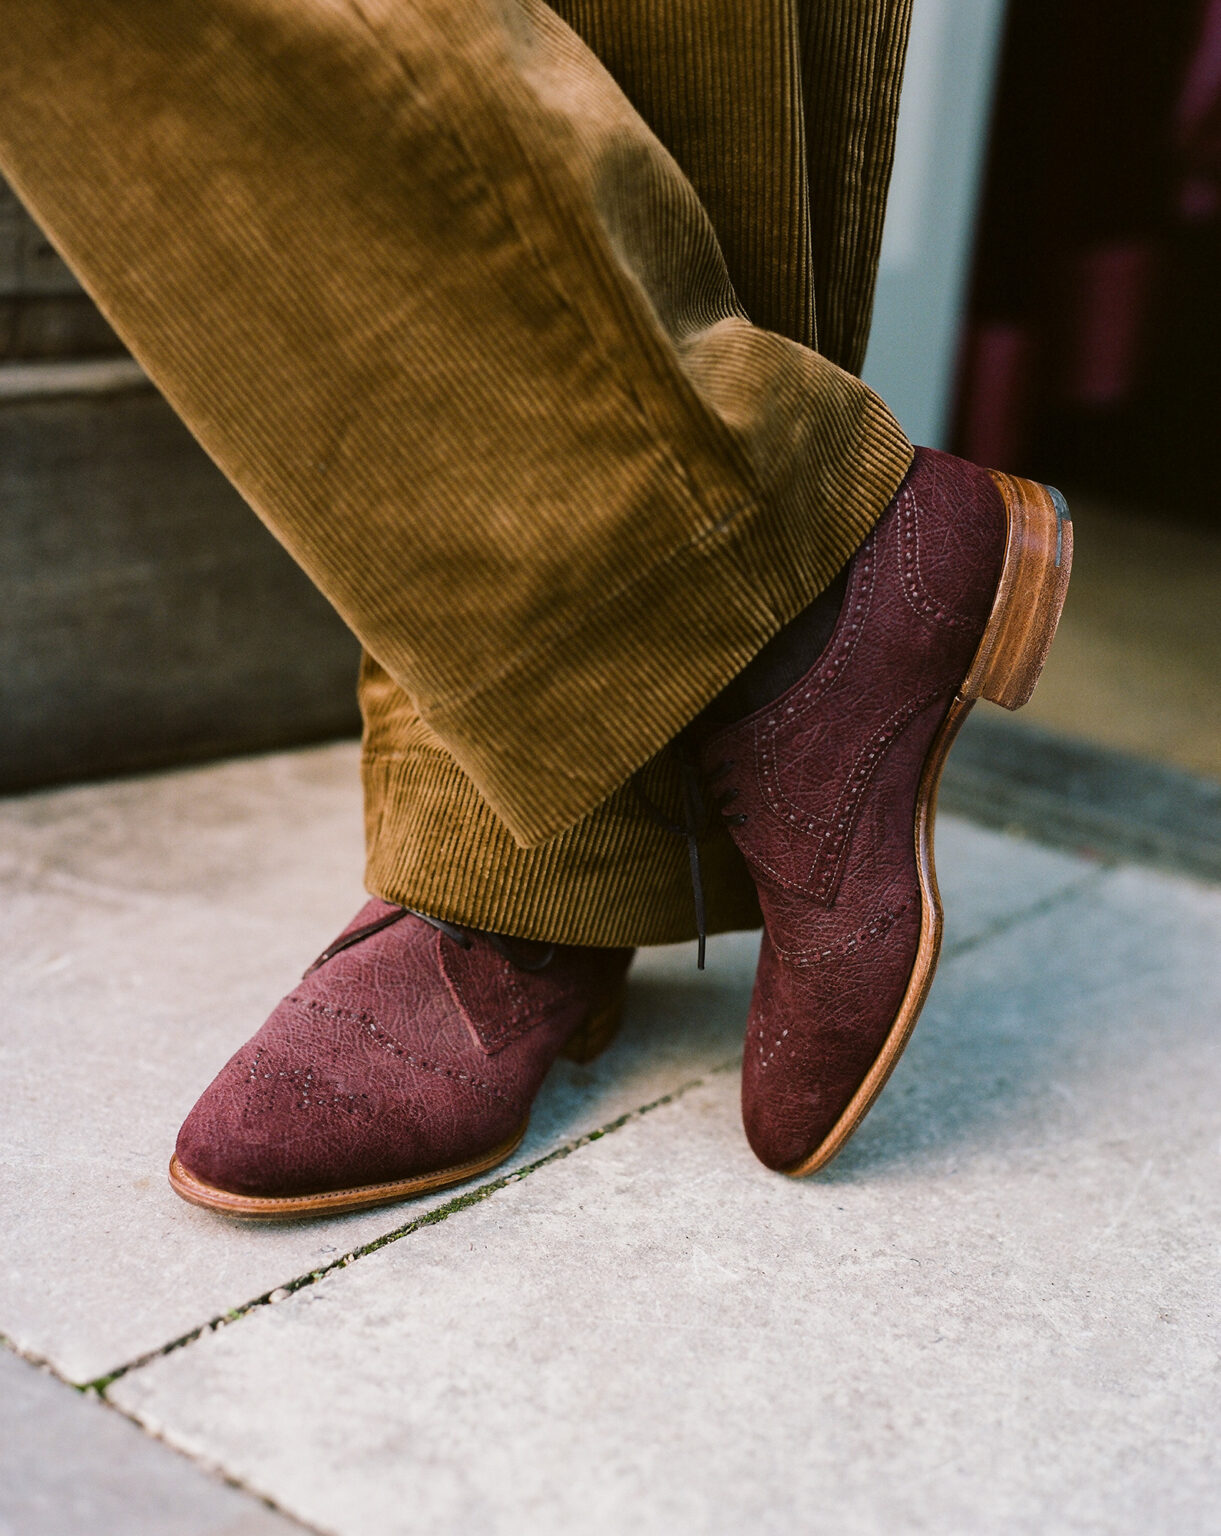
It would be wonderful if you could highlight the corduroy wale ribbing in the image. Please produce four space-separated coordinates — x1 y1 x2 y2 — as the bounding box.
0 0 914 944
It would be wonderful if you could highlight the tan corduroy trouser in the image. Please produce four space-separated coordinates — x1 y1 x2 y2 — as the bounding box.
0 0 914 945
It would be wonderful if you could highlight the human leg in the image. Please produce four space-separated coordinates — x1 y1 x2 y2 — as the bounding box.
3 2 1054 1202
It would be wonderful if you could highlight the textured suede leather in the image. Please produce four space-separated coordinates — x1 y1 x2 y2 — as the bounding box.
175 902 633 1198
701 449 1007 1170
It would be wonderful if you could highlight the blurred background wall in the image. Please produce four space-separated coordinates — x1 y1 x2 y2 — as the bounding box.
958 0 1221 515
863 0 1009 448
0 183 363 793
951 0 1220 776
866 0 1220 782
2 0 1218 794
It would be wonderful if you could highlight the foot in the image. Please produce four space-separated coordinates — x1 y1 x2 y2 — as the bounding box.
699 448 1072 1174
170 903 633 1217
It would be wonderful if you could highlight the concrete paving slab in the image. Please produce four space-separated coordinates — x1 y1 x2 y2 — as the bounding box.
0 1346 303 1536
0 742 1088 1384
109 863 1221 1536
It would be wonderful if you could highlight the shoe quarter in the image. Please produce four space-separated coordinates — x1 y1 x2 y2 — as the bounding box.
740 495 966 905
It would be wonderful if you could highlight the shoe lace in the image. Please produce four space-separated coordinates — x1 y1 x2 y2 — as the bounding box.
306 905 556 975
409 910 557 972
307 741 750 980
631 738 748 971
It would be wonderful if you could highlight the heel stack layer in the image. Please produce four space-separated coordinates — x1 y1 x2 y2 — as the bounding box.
962 472 1073 711
561 992 625 1064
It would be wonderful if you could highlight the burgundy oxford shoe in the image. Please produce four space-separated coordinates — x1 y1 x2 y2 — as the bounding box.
170 902 633 1218
701 448 1072 1175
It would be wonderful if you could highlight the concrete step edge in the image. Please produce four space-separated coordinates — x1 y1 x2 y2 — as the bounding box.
0 356 151 404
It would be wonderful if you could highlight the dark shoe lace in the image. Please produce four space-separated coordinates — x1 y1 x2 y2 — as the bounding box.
306 905 556 976
309 738 749 981
631 739 748 970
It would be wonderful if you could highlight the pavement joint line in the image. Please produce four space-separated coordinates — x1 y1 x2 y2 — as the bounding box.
0 1331 326 1535
0 1327 83 1388
79 1061 738 1397
939 864 1111 966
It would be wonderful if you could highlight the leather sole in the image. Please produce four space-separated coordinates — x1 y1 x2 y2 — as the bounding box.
560 991 624 1064
785 474 1074 1177
168 1122 529 1220
168 990 626 1219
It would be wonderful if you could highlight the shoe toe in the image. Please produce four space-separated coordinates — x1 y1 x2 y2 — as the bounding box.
742 920 920 1172
741 1023 884 1172
740 1025 861 1171
174 1000 451 1199
176 1050 381 1199
171 906 629 1209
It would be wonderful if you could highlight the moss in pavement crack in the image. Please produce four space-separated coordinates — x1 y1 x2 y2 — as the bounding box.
83 1064 729 1394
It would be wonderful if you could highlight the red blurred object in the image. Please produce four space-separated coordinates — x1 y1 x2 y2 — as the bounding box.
1062 240 1159 409
953 0 1221 515
1176 0 1221 220
957 321 1033 469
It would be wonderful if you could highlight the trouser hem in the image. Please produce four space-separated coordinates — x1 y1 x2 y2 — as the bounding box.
424 373 914 848
361 751 763 948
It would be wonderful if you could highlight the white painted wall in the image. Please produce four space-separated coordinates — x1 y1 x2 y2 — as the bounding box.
862 0 1009 447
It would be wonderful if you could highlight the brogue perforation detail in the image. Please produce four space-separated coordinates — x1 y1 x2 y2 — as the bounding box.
442 941 580 1055
752 1009 790 1072
743 689 942 904
750 900 912 1070
243 1047 376 1117
292 995 512 1103
464 951 532 1053
747 538 876 840
808 690 943 905
768 535 877 724
771 897 912 965
899 484 976 631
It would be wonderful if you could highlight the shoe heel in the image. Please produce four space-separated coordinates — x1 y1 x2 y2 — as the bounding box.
561 993 624 1064
961 472 1074 710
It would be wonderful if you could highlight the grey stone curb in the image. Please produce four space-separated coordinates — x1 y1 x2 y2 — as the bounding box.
943 712 1221 884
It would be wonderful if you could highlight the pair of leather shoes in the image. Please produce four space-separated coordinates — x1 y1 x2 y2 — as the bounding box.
171 449 1071 1217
